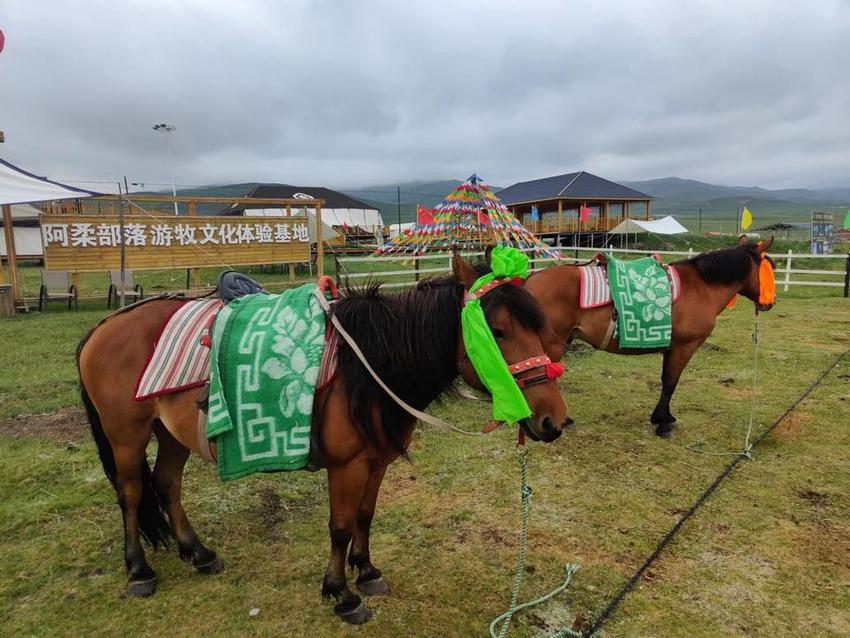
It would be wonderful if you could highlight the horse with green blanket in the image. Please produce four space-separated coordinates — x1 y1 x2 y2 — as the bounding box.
76 248 568 625
524 236 776 435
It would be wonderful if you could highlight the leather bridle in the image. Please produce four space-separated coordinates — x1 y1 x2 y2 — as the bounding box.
460 276 564 391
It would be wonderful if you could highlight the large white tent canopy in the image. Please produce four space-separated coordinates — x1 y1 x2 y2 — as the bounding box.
609 215 688 235
0 158 99 205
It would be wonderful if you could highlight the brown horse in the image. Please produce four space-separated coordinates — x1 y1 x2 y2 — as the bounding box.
76 253 568 624
524 237 775 436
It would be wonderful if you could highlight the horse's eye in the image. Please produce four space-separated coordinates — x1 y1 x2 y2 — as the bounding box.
492 328 506 340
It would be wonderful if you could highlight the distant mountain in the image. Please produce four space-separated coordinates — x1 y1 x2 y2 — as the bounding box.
622 177 845 205
140 176 847 227
340 180 486 224
621 177 850 224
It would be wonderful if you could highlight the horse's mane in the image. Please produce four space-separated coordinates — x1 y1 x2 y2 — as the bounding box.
676 244 763 284
333 270 544 456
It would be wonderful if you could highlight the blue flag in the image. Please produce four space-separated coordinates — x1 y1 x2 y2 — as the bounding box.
530 205 539 221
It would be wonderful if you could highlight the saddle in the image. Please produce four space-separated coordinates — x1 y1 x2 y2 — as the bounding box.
216 271 266 303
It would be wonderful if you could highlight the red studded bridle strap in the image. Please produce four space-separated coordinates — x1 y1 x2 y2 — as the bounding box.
509 355 565 389
464 276 523 304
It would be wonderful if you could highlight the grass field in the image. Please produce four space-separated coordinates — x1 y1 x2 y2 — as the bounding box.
1 279 849 636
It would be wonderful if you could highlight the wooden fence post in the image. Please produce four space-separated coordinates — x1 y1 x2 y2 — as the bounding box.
2 204 19 302
784 249 793 292
844 253 849 298
188 200 201 289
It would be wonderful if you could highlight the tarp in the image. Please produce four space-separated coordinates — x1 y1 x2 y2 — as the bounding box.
1 158 100 205
608 215 688 235
0 227 42 257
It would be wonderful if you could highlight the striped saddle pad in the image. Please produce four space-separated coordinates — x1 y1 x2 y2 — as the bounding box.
579 262 682 310
135 297 340 401
135 299 224 400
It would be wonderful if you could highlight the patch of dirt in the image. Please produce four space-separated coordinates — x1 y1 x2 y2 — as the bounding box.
798 489 829 507
773 412 813 440
703 342 726 353
257 487 284 529
0 407 88 443
723 386 756 399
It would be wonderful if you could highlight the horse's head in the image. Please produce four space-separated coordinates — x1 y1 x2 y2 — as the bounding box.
736 235 776 312
452 251 569 443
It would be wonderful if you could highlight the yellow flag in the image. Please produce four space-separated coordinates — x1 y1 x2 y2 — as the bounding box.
741 207 753 230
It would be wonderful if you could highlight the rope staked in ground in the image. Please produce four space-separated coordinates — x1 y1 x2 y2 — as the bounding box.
685 312 761 459
489 445 581 638
581 348 849 638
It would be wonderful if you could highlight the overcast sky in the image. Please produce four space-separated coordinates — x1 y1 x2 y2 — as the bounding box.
1 0 849 191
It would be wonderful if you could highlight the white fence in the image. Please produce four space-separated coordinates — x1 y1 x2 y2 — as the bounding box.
336 246 850 294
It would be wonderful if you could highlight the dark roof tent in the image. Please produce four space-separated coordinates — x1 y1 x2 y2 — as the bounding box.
219 183 378 215
497 171 652 206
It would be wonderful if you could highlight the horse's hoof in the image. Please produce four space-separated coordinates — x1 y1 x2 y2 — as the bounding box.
335 601 373 625
357 576 389 597
195 556 224 575
654 422 674 437
127 577 157 598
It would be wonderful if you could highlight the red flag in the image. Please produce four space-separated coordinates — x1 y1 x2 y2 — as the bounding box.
0 30 5 55
417 205 434 225
478 208 489 225
579 206 591 222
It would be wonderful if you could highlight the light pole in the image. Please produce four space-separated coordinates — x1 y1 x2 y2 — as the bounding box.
153 123 179 215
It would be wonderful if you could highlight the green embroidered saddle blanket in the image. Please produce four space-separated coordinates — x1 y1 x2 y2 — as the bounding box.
606 255 673 349
206 283 326 481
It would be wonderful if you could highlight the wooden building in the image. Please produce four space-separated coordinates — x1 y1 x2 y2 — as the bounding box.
497 171 653 246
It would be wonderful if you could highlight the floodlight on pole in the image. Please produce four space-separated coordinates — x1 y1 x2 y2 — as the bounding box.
153 123 179 215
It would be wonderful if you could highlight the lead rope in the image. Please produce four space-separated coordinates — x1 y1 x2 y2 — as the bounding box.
684 311 760 459
313 288 485 436
489 438 581 638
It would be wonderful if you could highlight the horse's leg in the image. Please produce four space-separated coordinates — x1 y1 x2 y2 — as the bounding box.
110 422 160 597
322 457 372 624
348 464 389 596
152 420 222 574
651 339 706 436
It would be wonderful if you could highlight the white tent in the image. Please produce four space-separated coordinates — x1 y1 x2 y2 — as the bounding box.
1 227 42 258
609 215 688 235
0 158 99 205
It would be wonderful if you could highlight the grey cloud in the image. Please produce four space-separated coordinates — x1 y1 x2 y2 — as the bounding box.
1 0 848 190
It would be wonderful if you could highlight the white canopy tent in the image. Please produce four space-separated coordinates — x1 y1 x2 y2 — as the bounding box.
609 215 689 235
0 158 98 206
1 159 99 307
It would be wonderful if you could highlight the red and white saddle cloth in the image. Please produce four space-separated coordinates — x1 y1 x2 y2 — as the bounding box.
135 298 339 401
578 260 682 310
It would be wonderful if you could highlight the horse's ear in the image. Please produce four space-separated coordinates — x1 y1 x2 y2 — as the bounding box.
452 250 478 288
758 235 774 253
737 234 749 247
484 244 494 265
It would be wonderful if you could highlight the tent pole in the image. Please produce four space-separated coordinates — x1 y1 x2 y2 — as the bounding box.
315 200 324 278
118 183 126 308
2 204 19 304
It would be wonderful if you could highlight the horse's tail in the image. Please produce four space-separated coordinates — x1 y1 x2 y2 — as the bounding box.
76 329 172 548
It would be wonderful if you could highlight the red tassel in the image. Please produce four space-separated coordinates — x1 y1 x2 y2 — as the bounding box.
545 362 564 380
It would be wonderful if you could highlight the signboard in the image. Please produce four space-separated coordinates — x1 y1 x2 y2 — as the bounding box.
40 214 311 272
810 211 834 255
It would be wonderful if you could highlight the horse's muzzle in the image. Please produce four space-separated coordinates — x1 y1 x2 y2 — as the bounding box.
519 417 563 443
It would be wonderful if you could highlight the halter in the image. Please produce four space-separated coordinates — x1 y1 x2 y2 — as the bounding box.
463 276 565 391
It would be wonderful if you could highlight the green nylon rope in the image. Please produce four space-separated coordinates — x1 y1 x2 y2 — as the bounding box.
489 445 582 638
